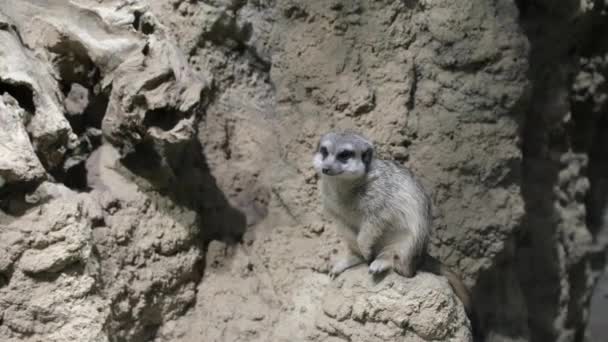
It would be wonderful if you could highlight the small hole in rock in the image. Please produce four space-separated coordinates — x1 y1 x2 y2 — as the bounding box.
142 43 150 56
142 21 155 35
52 162 91 192
143 108 184 131
66 114 86 135
86 90 109 130
132 11 154 35
0 82 35 113
132 11 142 31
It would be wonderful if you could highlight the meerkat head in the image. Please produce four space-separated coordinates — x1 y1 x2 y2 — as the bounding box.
313 131 374 179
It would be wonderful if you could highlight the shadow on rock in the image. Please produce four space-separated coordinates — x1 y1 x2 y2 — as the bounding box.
120 137 247 247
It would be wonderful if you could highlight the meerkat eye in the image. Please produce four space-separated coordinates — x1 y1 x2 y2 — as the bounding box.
337 150 354 162
320 146 328 158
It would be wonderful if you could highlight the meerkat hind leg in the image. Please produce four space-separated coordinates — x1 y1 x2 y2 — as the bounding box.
330 251 365 279
393 239 416 278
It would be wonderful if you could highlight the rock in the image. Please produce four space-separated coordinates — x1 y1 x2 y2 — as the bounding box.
24 181 77 204
64 83 90 116
19 243 82 274
0 225 24 274
0 94 46 185
317 270 472 342
13 194 92 275
0 191 104 341
0 269 108 342
0 175 202 341
1 0 608 342
102 35 209 160
0 12 75 171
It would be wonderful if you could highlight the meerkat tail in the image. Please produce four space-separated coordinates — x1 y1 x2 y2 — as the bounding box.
420 254 472 315
419 254 484 340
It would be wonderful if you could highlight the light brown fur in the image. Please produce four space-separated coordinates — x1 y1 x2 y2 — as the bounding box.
313 132 474 319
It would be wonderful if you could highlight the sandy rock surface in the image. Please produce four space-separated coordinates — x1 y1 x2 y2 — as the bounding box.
1 0 608 341
0 94 46 186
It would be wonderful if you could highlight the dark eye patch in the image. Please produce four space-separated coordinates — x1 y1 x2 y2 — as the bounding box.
336 150 354 162
320 146 328 158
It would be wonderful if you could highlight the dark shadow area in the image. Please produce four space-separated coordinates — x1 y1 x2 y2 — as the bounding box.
96 131 247 341
61 162 90 191
0 81 35 114
468 1 603 340
584 109 608 237
193 6 270 72
141 20 155 35
514 156 562 342
465 0 568 339
85 91 109 130
114 133 247 341
0 183 42 216
0 267 13 289
472 240 531 342
132 10 142 32
120 135 247 247
370 269 389 284
64 89 108 135
46 35 110 192
143 107 186 131
50 39 98 92
132 10 155 35
48 155 94 192
510 1 608 342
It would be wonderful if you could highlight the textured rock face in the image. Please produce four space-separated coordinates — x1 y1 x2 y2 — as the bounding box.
1 0 607 342
0 94 46 186
317 271 471 342
0 190 107 342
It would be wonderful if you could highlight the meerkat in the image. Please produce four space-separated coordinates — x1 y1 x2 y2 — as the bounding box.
312 131 472 314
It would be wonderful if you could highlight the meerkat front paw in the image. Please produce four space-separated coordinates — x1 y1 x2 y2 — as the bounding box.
368 258 392 275
329 255 364 279
329 260 350 279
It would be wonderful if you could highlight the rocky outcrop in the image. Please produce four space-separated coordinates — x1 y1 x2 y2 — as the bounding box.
0 13 73 186
0 94 46 187
317 271 471 342
0 188 106 342
0 1 209 340
1 0 607 342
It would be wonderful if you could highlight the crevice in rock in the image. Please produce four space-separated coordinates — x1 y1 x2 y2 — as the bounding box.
46 36 110 192
58 161 90 191
132 10 142 32
50 39 99 92
0 267 13 289
566 257 590 340
511 1 608 341
114 136 246 338
143 107 187 131
472 239 530 341
62 86 105 129
575 68 608 342
0 80 35 114
565 9 608 342
0 183 42 213
131 9 156 35
516 159 562 342
120 137 247 243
